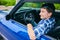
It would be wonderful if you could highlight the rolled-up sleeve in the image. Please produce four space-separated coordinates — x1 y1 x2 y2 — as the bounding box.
34 23 47 39
33 18 55 39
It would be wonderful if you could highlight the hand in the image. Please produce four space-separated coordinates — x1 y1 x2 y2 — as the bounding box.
27 23 33 29
27 23 36 40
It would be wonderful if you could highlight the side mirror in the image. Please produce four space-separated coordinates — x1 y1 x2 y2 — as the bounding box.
6 15 11 20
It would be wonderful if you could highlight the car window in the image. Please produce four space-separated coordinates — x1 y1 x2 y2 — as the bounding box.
17 2 60 10
17 2 42 11
16 2 60 13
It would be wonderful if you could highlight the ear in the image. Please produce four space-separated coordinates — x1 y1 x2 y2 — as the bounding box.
48 12 52 17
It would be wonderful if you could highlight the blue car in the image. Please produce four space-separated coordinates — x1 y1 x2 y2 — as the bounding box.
0 0 60 40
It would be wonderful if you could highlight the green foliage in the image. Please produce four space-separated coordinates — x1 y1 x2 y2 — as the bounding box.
54 4 60 10
0 0 60 10
0 0 7 5
0 0 16 6
23 2 60 10
23 2 42 8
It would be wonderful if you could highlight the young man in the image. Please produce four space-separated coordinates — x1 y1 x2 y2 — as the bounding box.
27 3 55 40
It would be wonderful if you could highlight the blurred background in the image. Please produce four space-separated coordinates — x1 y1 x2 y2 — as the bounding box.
0 0 60 11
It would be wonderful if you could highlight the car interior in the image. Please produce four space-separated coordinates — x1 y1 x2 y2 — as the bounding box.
6 8 60 39
13 9 60 39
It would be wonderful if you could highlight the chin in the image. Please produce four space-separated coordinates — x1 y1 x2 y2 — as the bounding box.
40 17 45 19
40 17 43 19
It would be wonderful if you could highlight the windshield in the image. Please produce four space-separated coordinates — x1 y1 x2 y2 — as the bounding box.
18 2 60 10
19 2 42 10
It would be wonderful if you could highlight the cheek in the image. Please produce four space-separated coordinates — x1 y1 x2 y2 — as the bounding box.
40 12 48 17
43 14 47 17
43 13 48 17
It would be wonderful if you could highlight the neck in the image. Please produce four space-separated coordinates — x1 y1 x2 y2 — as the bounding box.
46 17 51 20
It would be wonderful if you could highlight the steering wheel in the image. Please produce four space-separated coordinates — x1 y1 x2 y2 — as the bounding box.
24 11 35 24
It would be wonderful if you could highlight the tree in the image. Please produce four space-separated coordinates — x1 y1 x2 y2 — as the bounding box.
0 0 16 6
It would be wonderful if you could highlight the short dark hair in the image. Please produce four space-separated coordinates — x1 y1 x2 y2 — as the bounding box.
41 3 55 13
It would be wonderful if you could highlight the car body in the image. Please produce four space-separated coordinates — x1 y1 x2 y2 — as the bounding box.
0 0 60 40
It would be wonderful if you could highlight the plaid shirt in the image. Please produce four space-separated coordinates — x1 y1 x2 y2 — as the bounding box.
34 17 55 39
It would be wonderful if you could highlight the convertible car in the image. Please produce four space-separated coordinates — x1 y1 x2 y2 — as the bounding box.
0 0 60 40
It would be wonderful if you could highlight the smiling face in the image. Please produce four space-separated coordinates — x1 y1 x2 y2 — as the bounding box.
39 8 52 19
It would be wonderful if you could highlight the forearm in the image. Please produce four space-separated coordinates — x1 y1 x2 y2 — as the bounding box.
27 24 36 40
